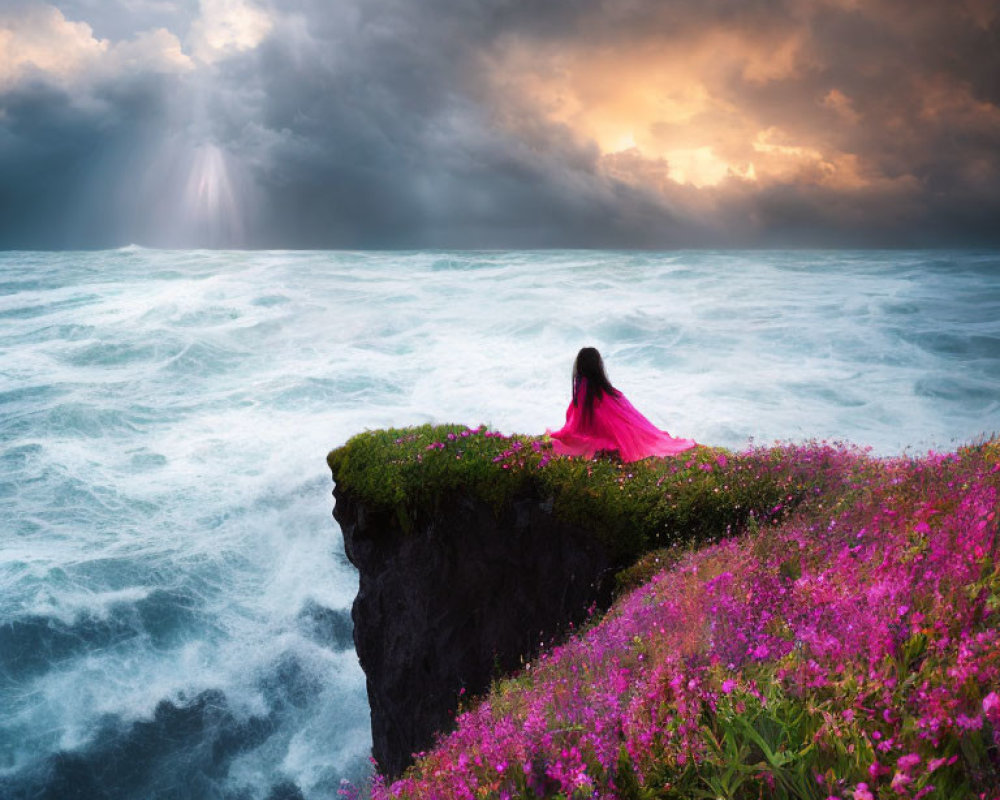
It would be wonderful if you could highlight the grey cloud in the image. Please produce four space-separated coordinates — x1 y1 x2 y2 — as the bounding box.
2 0 999 248
0 73 177 248
50 0 197 42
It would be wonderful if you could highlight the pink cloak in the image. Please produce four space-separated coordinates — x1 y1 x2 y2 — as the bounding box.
548 380 696 462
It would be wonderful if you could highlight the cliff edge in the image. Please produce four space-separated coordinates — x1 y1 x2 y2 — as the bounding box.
334 483 615 779
328 424 803 779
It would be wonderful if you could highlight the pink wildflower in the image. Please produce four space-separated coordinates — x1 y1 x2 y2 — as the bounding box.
891 771 911 791
853 783 875 800
896 753 921 771
955 713 984 730
983 691 1000 719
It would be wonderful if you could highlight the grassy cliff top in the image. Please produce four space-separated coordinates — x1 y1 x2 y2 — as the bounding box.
330 424 887 566
344 436 1000 800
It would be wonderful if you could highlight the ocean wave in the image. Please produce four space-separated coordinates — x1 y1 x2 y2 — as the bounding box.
1 248 998 798
0 588 200 683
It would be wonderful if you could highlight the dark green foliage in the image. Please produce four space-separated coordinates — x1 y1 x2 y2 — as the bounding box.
614 547 686 595
326 425 533 526
328 424 841 564
672 683 834 800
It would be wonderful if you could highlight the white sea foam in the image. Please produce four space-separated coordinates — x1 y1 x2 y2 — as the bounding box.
0 249 998 797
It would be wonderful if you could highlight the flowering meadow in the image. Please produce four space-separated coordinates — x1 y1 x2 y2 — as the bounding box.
330 429 1000 799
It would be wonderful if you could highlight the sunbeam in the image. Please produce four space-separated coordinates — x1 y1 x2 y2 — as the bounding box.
180 143 244 247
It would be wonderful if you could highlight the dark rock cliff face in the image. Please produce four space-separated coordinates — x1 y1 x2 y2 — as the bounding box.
333 485 619 780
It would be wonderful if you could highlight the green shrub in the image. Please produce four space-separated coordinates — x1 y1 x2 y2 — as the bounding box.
328 424 851 563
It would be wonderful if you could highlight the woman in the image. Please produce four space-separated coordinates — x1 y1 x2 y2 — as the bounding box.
547 347 696 462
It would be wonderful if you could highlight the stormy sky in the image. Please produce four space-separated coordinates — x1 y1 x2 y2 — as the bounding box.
1 0 999 249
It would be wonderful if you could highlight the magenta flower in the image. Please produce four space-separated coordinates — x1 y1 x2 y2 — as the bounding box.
853 783 875 800
955 713 984 730
983 691 1000 719
896 753 921 771
368 439 1000 800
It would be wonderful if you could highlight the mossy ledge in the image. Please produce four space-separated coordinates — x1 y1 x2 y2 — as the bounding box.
327 424 831 565
328 424 854 779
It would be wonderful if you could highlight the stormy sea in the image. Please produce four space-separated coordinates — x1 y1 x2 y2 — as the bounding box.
1 248 998 800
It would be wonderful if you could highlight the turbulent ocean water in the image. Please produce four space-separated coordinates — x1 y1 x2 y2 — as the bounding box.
1 248 999 799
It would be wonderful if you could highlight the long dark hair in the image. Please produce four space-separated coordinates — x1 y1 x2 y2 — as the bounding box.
572 347 618 423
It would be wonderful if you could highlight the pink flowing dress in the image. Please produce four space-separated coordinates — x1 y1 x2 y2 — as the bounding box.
548 380 696 462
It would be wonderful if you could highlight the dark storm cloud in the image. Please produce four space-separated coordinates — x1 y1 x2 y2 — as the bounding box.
473 0 1000 245
0 72 179 248
1 0 999 248
223 0 672 247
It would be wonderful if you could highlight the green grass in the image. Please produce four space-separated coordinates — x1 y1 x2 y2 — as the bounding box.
328 424 848 566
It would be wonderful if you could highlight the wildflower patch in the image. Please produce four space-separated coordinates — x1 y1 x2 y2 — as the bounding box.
331 432 1000 799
